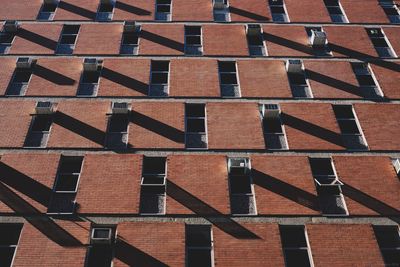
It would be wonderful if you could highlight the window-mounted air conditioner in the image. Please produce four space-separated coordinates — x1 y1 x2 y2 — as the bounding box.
286 60 303 73
393 158 400 176
35 101 55 114
228 158 251 175
91 228 113 244
261 104 280 119
3 20 19 33
16 57 34 69
214 0 227 9
124 21 141 33
83 58 102 72
311 30 327 46
111 102 131 114
247 24 262 36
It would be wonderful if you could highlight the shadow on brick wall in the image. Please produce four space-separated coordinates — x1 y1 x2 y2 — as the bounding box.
34 65 76 86
58 1 96 20
101 67 149 95
115 1 152 16
229 6 270 21
140 30 185 53
16 28 58 51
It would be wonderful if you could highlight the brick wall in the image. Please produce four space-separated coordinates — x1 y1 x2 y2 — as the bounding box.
203 25 249 56
139 24 184 55
285 0 331 22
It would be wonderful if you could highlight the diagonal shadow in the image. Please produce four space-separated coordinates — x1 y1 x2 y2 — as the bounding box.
130 110 185 144
167 180 261 239
140 30 184 53
115 238 168 267
53 111 106 146
34 65 76 86
229 6 270 21
281 113 345 148
58 1 97 20
263 32 314 56
0 182 83 246
252 169 320 212
305 69 364 98
115 1 152 15
342 183 400 223
101 67 149 95
16 28 58 51
0 162 52 207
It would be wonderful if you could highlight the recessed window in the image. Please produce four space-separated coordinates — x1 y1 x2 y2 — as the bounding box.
185 104 208 149
351 62 383 99
96 0 115 21
366 28 397 58
86 226 115 267
305 26 332 57
186 225 214 267
213 0 230 22
286 60 313 98
0 21 19 54
149 60 169 97
140 157 167 215
324 0 348 23
120 22 141 55
218 61 240 97
261 104 288 150
37 0 59 21
373 225 400 266
6 61 34 96
246 24 267 56
155 0 172 21
24 102 55 148
0 223 23 267
269 0 289 22
77 58 103 97
56 24 80 55
280 225 313 267
379 1 400 24
48 156 83 214
185 25 203 56
105 103 130 149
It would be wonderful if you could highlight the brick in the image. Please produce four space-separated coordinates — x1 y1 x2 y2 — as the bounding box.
237 60 292 98
129 102 185 149
333 156 400 216
0 101 35 148
213 223 285 266
113 0 155 21
304 61 362 99
383 27 400 57
166 155 230 215
114 222 185 267
280 103 344 150
229 0 271 22
307 224 385 267
252 155 320 215
207 102 265 150
169 59 220 97
172 0 213 21
370 63 400 99
27 58 81 96
76 154 142 214
285 0 331 22
74 24 123 55
0 0 42 20
10 23 62 55
354 103 400 151
47 101 109 148
0 57 17 96
341 0 388 23
203 25 249 56
139 24 184 55
99 59 151 97
54 0 98 21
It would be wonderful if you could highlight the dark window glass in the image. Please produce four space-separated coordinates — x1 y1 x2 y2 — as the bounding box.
284 250 311 267
186 36 201 45
13 71 32 83
186 105 205 117
288 73 307 85
280 226 308 248
60 35 77 44
327 6 342 14
59 157 83 173
31 115 52 132
99 3 114 12
333 105 354 119
187 119 205 132
374 226 400 248
143 157 166 174
157 5 171 12
109 115 128 132
357 75 376 86
157 0 171 4
338 120 360 134
264 118 283 133
185 26 201 35
87 246 113 267
186 225 212 247
81 71 100 83
309 158 334 176
63 25 80 34
371 38 388 47
220 73 238 84
247 35 263 45
383 7 399 16
270 6 285 13
122 34 138 45
0 33 14 44
151 61 169 71
269 0 284 5
0 224 22 246
218 62 236 72
230 176 252 194
42 3 57 12
54 174 79 192
187 249 212 267
151 73 168 84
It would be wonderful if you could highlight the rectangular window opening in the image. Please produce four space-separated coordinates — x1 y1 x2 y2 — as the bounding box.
149 60 169 97
269 0 289 22
280 225 313 267
56 24 80 55
185 104 207 149
185 25 203 56
261 104 288 150
155 0 172 21
186 225 213 267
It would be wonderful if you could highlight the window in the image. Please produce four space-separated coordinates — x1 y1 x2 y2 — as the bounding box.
246 24 267 56
149 60 169 97
37 0 58 21
261 104 288 150
105 104 130 149
324 0 348 23
0 223 22 267
380 1 400 24
333 105 368 150
56 24 80 55
186 225 214 267
392 158 400 178
24 102 54 148
218 61 240 97
77 58 103 97
96 0 115 21
86 226 115 267
280 225 313 267
140 157 167 215
309 158 348 216
373 225 400 266
228 157 256 215
269 0 289 22
120 23 141 55
48 156 83 214
155 0 172 21
185 25 203 56
286 60 313 98
0 21 18 54
366 28 397 58
305 26 332 56
213 0 230 22
185 104 208 149
351 62 383 99
6 60 34 96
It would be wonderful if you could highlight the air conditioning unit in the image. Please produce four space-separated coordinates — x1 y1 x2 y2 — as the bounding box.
3 20 19 33
35 101 54 114
111 102 131 114
83 58 102 72
247 24 262 36
286 60 303 73
91 228 112 245
124 21 141 33
311 30 327 46
16 57 34 69
262 104 280 119
214 0 227 9
228 158 251 175
393 158 400 176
